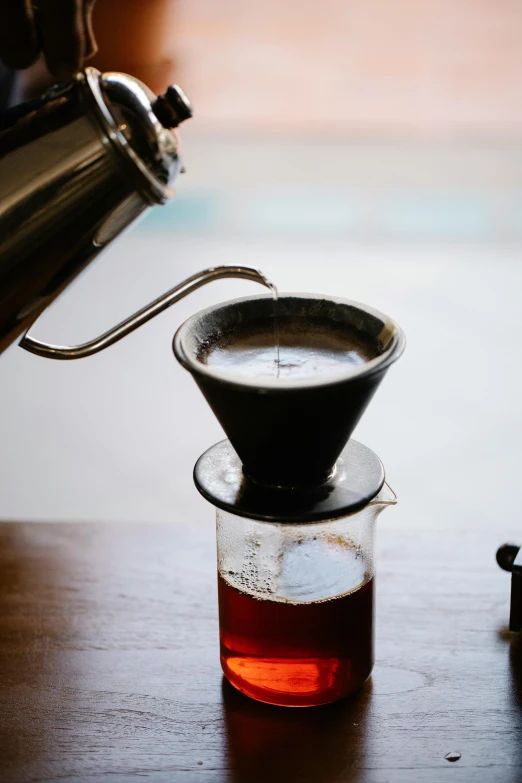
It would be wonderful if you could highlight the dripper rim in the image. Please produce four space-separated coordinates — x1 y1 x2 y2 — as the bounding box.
173 292 405 391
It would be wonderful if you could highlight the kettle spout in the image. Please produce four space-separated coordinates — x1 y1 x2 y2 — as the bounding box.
19 266 274 360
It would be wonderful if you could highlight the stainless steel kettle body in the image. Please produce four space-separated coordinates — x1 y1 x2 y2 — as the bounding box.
0 68 193 355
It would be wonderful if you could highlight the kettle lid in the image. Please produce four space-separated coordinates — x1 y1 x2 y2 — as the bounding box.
83 67 192 203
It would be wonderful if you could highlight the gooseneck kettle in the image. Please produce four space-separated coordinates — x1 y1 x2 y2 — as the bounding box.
0 68 271 359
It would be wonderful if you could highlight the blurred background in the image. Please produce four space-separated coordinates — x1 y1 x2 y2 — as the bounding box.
1 0 522 530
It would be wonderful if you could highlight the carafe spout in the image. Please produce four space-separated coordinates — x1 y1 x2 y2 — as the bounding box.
368 481 397 510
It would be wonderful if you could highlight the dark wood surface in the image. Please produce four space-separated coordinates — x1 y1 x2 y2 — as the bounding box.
0 520 520 783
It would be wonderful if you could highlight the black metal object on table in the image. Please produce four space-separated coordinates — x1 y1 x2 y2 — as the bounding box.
497 543 522 631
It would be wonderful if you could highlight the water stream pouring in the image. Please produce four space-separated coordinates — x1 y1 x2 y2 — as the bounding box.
174 292 405 706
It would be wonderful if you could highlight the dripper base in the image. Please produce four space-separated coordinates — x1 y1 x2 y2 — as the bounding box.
194 438 384 523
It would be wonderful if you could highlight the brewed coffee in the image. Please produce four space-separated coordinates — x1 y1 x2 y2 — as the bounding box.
218 570 373 707
199 316 382 380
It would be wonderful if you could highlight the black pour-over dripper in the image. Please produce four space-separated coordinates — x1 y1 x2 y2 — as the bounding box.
173 294 405 492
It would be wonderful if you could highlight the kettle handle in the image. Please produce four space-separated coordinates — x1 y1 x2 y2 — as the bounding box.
20 266 273 360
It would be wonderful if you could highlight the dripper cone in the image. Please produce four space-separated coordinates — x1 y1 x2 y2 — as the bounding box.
174 294 405 488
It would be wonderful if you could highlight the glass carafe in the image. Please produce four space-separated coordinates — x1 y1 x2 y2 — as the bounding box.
216 483 396 707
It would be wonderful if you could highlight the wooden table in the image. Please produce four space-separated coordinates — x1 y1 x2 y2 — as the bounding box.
0 520 520 783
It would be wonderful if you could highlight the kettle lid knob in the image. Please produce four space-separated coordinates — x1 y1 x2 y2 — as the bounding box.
152 85 193 129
